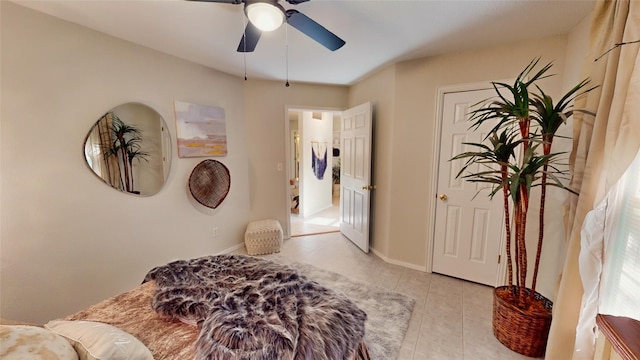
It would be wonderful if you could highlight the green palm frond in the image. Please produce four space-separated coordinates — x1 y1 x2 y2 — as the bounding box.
531 78 596 138
452 129 522 199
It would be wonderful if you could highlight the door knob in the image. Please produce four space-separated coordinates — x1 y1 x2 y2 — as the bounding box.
439 194 448 201
362 185 377 191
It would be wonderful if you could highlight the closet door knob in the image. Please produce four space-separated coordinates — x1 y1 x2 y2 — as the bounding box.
439 194 448 201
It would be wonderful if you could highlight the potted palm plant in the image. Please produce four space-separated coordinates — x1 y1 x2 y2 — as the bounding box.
452 58 594 357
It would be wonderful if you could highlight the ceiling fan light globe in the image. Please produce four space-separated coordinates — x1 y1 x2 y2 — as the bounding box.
246 2 284 32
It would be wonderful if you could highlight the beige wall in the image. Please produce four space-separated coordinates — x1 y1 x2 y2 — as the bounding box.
347 66 397 262
243 80 347 236
0 2 254 323
348 30 590 298
391 36 569 270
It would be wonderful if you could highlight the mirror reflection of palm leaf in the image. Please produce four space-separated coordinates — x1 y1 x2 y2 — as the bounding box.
101 112 150 194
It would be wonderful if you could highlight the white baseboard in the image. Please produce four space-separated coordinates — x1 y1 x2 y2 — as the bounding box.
217 238 291 255
217 242 246 254
371 247 428 272
220 240 427 273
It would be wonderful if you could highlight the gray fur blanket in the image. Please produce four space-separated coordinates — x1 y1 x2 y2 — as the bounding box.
143 255 367 360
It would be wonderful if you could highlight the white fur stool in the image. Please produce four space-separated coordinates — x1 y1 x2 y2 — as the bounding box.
244 219 283 255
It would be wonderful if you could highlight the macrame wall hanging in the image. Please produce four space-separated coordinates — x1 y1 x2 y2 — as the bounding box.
311 141 327 180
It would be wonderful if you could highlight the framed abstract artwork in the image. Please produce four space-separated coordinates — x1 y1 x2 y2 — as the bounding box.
174 101 227 158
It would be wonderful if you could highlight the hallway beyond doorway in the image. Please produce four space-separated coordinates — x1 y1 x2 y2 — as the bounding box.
290 195 339 237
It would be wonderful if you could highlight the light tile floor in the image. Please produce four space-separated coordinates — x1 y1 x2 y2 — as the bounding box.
290 195 340 236
234 232 542 360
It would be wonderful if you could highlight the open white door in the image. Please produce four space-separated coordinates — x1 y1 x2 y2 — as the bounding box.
339 102 373 253
432 89 504 286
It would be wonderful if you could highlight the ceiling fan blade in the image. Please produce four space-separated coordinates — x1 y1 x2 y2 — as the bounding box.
285 10 345 51
237 21 261 52
187 0 242 3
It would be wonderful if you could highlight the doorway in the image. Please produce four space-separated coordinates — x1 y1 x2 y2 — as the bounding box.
288 109 341 237
284 103 374 251
431 85 506 286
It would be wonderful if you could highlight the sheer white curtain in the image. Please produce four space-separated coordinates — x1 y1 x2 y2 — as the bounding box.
574 148 640 359
598 158 640 320
545 1 640 359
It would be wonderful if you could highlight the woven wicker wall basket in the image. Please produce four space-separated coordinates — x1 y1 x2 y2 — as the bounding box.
188 160 231 209
492 286 553 358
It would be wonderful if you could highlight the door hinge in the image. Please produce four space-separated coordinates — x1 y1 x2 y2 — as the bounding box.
498 255 501 264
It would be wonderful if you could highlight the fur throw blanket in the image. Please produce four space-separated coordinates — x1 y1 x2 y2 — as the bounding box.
143 255 367 360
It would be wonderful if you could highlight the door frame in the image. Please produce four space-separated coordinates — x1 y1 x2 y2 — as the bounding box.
427 81 509 285
283 105 343 239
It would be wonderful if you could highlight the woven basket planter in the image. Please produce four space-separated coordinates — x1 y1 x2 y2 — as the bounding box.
492 286 553 358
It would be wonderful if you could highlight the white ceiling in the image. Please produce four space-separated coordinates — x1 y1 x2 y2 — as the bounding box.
13 0 597 86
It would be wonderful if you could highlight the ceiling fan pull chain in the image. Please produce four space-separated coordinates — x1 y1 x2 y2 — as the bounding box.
244 54 248 81
241 12 248 80
285 24 290 87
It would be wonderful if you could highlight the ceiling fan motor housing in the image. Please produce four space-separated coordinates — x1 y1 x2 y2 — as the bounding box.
244 0 285 32
189 0 343 52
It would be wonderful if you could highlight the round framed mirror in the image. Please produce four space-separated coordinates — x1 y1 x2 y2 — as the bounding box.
83 103 172 196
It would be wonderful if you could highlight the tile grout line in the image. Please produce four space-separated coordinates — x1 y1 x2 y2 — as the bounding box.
461 283 467 359
392 266 404 292
409 269 431 360
395 266 420 359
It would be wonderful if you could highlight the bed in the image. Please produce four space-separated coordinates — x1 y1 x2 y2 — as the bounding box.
2 254 371 360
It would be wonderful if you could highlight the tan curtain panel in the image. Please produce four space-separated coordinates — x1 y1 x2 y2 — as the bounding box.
545 0 640 359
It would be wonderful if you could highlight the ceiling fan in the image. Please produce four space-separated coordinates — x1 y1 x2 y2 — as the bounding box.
189 0 346 52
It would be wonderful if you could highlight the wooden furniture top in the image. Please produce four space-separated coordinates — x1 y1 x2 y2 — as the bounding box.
596 314 640 360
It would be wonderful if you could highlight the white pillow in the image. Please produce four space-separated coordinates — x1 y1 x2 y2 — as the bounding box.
0 324 79 359
45 320 154 360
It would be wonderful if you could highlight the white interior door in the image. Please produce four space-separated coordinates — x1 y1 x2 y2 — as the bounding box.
340 102 373 253
432 89 504 286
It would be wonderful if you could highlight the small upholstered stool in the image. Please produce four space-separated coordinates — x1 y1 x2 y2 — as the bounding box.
244 219 283 256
